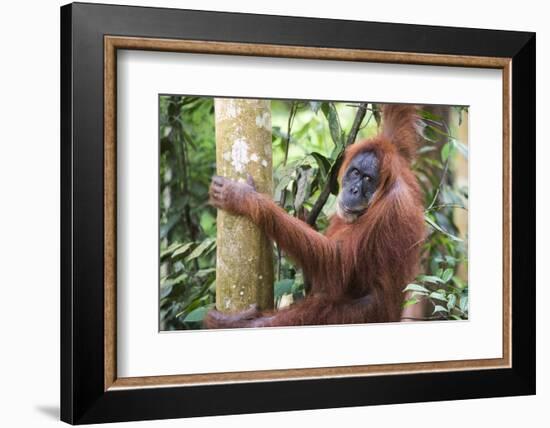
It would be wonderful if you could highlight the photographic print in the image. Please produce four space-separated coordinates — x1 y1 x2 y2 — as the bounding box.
159 97 469 331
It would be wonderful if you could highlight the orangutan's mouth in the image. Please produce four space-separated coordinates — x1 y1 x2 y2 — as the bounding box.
340 203 366 216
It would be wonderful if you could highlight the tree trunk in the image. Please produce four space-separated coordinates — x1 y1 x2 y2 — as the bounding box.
214 99 274 312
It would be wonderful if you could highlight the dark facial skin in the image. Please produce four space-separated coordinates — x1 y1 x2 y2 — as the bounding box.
338 151 379 221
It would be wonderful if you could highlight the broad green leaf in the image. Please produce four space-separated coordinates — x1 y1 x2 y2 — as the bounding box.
447 294 457 310
444 255 457 267
441 142 450 162
403 283 430 294
183 306 209 323
275 279 294 300
423 158 444 169
321 103 344 148
459 295 469 313
185 238 215 262
309 152 331 179
171 242 194 259
160 283 173 299
417 274 444 284
429 292 447 302
161 272 187 288
208 280 216 293
417 146 437 155
411 291 428 298
160 214 180 239
453 277 466 290
441 268 454 283
432 305 448 314
294 167 314 211
425 215 463 242
272 126 286 141
421 125 440 143
274 174 293 201
309 101 322 114
402 298 419 308
196 268 216 278
199 211 216 235
160 241 183 259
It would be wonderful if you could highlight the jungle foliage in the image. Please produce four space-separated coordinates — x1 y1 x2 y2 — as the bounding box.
159 96 469 330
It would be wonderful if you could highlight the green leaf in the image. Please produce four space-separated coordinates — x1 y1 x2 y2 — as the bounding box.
185 238 215 262
160 214 180 239
459 295 469 313
429 292 447 302
274 174 293 201
444 255 457 267
453 277 466 289
161 272 187 288
160 283 173 299
183 306 209 323
171 242 194 259
309 101 322 114
441 142 450 162
403 283 430 294
447 294 457 310
423 158 444 169
432 305 448 314
441 268 454 283
410 291 428 298
425 215 463 242
160 241 183 259
421 125 440 143
402 298 419 308
272 126 286 141
417 146 437 155
309 152 331 180
274 279 294 300
294 167 314 211
321 103 344 147
417 274 444 284
208 279 217 293
196 268 216 278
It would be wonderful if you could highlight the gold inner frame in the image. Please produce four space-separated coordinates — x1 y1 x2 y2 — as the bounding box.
104 35 512 391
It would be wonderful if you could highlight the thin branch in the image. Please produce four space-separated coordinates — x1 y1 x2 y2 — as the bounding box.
425 108 460 211
277 102 298 280
306 102 369 227
426 203 467 212
281 102 298 167
426 148 451 211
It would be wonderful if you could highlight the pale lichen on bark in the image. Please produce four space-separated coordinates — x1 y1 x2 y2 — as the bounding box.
214 98 274 312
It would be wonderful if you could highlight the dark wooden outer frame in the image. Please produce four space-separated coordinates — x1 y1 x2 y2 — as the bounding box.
61 2 535 424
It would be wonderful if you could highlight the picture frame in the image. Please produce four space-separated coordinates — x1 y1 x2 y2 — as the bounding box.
60 2 535 424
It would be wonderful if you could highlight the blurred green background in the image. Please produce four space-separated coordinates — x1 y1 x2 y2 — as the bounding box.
159 96 469 330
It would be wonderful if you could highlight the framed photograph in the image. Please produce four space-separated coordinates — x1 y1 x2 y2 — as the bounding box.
60 2 535 424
